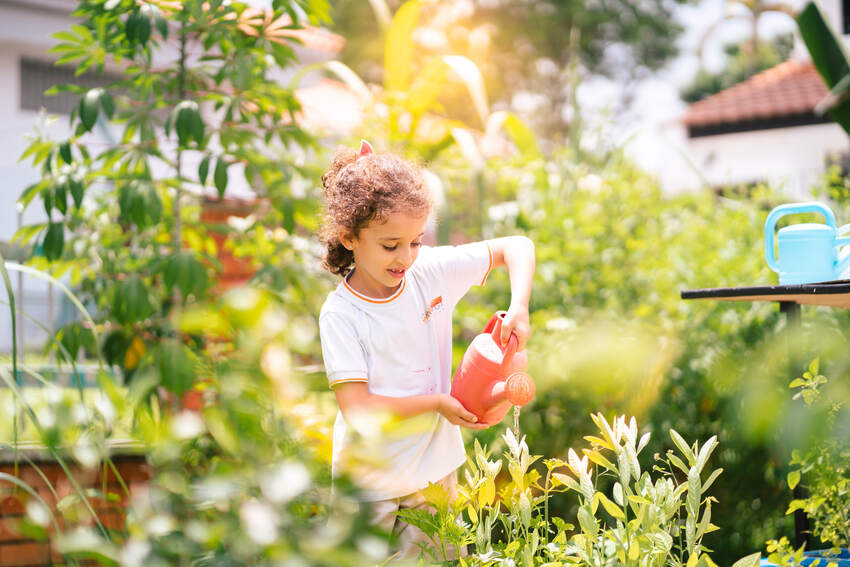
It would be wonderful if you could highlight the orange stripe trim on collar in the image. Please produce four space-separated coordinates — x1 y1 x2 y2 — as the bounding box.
342 276 406 303
479 243 493 286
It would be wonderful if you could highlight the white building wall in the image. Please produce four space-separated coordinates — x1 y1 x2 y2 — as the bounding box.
0 1 76 356
686 123 850 198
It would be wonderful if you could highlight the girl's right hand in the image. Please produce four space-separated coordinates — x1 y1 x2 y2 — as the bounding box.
437 394 489 429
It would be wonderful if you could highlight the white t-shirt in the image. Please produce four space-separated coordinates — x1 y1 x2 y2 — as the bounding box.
319 242 493 501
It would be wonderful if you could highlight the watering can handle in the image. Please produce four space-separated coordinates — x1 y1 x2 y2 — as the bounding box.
765 202 837 272
483 311 507 334
488 314 518 367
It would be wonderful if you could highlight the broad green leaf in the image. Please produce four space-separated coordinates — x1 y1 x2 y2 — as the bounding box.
111 276 156 325
154 14 168 39
172 100 204 147
797 2 850 135
808 357 819 375
407 57 449 117
155 339 195 395
595 492 625 521
441 55 488 126
787 470 801 490
161 251 209 298
118 182 162 228
584 449 616 471
384 0 421 92
79 88 102 131
731 553 762 567
59 141 72 164
42 222 64 261
99 91 115 118
68 176 84 209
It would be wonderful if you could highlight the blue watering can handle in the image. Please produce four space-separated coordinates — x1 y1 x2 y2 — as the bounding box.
765 202 837 272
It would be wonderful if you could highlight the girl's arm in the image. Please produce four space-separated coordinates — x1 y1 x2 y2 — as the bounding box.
334 382 489 429
487 235 536 351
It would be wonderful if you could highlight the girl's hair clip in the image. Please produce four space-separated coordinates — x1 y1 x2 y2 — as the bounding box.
358 139 374 158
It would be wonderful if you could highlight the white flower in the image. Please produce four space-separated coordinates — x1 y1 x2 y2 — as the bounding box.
240 499 279 545
260 462 311 504
172 410 205 440
578 174 603 194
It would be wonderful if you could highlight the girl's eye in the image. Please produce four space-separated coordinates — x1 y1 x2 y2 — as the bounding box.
382 242 421 251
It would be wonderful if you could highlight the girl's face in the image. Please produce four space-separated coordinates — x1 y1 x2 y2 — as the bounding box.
341 210 430 298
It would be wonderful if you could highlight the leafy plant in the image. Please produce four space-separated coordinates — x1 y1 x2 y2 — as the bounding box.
15 0 326 393
402 413 723 566
785 359 850 550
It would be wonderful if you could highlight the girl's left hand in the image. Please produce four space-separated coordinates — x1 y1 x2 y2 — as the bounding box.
500 304 530 351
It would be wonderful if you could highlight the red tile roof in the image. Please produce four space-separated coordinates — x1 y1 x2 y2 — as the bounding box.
684 60 828 127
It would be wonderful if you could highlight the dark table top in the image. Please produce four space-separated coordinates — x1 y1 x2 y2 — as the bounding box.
681 280 850 309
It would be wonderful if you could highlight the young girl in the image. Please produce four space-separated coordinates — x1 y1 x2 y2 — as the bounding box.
318 141 535 559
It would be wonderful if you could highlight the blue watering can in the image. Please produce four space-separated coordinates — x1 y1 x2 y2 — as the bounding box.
765 202 850 285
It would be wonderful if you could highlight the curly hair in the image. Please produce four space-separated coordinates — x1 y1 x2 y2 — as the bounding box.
319 147 432 277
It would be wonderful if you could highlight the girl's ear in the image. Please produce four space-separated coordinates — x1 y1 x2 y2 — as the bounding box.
339 231 355 251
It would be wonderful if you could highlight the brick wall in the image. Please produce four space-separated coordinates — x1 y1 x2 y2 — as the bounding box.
0 455 150 567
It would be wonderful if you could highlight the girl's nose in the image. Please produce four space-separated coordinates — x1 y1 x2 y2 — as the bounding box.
398 246 414 265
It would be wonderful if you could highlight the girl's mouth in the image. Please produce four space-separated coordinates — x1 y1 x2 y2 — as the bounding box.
388 268 405 279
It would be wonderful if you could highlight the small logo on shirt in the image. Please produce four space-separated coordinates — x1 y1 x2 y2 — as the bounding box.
423 296 443 323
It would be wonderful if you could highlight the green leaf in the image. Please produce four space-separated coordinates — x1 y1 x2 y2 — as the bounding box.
161 251 209 298
126 9 151 45
670 429 696 465
79 88 102 131
440 55 488 126
12 223 47 245
111 276 156 325
42 222 64 261
787 470 801 490
797 2 850 135
54 179 68 215
59 141 72 164
281 197 295 234
198 154 211 185
701 468 723 495
808 357 819 375
154 14 168 39
384 0 421 92
214 158 228 197
595 492 625 521
118 182 162 228
99 91 115 119
155 339 195 395
173 100 204 147
18 180 47 210
731 552 762 567
68 177 84 209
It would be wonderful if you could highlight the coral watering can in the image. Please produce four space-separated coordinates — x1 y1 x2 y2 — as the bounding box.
450 311 535 425
765 201 850 285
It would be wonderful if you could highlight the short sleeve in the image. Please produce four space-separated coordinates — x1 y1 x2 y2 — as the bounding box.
415 242 493 307
319 311 368 389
